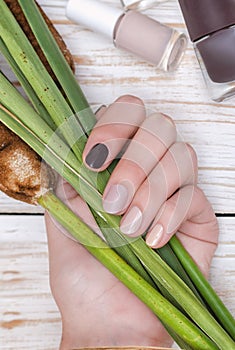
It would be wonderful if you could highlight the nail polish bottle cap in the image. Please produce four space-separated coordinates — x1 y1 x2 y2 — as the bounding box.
120 0 164 11
66 0 123 40
178 0 235 41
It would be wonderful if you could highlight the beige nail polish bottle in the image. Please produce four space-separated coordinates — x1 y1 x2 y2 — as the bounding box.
66 0 187 72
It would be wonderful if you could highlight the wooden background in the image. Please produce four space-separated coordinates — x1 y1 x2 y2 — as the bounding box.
0 0 234 349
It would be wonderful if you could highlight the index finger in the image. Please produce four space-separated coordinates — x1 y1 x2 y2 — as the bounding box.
83 95 146 171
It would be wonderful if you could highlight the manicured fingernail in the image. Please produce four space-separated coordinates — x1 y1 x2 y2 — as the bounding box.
85 143 109 169
103 184 128 214
120 206 143 235
146 224 164 248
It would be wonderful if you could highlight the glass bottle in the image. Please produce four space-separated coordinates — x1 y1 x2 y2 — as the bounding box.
178 0 235 102
66 0 187 72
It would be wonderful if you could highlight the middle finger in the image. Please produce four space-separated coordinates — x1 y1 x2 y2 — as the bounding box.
102 113 177 214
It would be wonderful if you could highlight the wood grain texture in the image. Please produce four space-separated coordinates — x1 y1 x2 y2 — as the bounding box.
0 0 234 213
0 0 234 349
0 215 60 350
0 215 234 350
0 192 44 214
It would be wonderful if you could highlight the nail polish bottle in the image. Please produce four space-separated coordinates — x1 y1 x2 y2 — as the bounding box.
178 0 235 102
120 0 167 11
66 0 187 72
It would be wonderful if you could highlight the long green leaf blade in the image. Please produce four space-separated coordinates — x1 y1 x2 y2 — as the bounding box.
0 37 56 130
18 0 96 135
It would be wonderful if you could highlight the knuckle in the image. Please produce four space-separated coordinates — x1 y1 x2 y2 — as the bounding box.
185 143 198 166
161 113 175 127
143 112 177 144
172 142 197 164
193 185 204 199
161 113 177 140
170 143 198 181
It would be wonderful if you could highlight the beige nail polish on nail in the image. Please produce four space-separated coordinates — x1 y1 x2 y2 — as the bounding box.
146 224 164 248
103 184 128 214
120 206 143 235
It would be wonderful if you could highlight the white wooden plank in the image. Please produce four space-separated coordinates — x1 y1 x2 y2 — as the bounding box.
210 218 235 313
0 215 234 349
0 193 44 214
0 216 61 350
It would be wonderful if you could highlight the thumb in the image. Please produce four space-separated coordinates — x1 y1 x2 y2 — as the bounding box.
45 179 102 288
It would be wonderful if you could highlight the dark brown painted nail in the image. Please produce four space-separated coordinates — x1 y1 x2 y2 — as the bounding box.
85 143 109 169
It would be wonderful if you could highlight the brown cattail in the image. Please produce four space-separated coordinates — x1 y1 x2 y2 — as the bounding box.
0 123 56 204
4 0 75 76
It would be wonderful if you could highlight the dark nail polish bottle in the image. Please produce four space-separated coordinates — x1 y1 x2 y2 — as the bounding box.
178 0 235 102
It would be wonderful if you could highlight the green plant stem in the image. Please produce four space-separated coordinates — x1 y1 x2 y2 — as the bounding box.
0 37 56 130
18 0 96 136
128 238 235 349
157 244 205 305
38 191 219 350
170 235 235 340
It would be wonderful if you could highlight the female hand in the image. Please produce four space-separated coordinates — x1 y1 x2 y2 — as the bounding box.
45 95 219 349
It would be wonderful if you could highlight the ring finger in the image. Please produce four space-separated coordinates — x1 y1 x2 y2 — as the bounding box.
120 142 198 236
